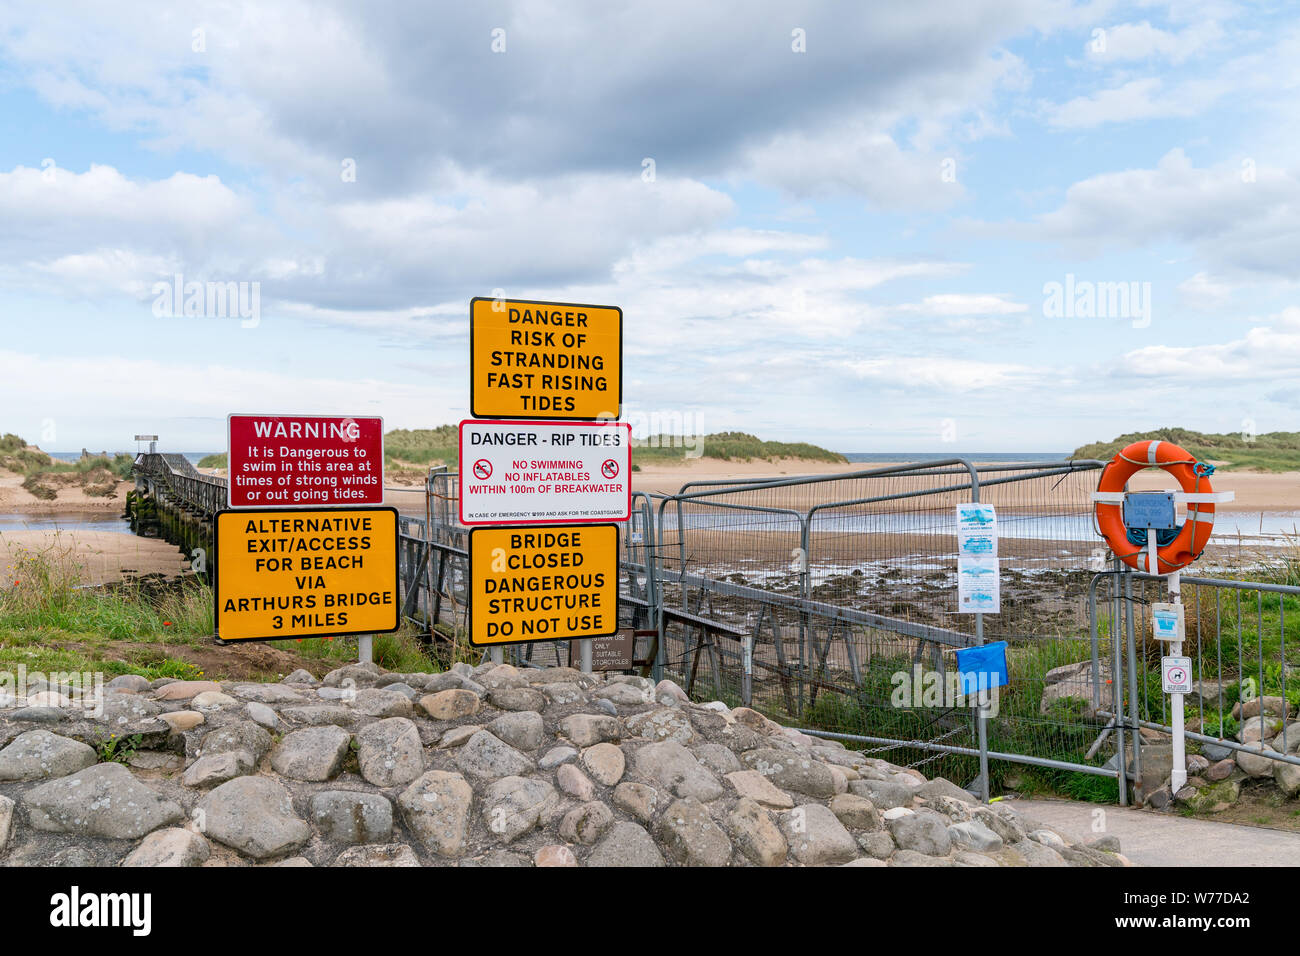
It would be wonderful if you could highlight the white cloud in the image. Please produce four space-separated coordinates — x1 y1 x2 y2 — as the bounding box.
0 347 459 447
0 0 1059 202
1112 307 1300 381
743 126 967 211
1045 77 1200 127
896 293 1028 316
990 149 1300 280
840 355 1043 391
1085 19 1223 64
1176 272 1234 309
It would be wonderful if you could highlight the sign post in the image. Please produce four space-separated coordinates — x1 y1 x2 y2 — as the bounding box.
470 297 621 420
956 502 998 803
1090 442 1238 803
1162 573 1190 792
220 415 391 665
466 297 628 674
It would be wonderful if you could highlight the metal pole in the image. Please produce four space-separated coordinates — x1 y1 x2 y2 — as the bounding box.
742 634 753 708
1123 570 1143 799
490 647 503 666
358 634 372 665
579 639 593 674
1168 569 1187 793
975 612 990 804
1111 573 1128 807
970 472 990 804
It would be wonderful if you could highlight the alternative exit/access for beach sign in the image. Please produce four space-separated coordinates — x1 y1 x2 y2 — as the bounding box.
214 507 399 642
470 297 621 420
468 524 619 646
459 420 631 525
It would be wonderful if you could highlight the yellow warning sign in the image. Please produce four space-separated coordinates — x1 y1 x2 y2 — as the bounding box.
471 297 622 420
214 507 400 642
469 524 619 646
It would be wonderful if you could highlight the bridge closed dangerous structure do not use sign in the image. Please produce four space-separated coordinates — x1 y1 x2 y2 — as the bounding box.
468 524 619 647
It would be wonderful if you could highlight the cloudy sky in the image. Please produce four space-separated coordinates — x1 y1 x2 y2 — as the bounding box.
1 0 1296 454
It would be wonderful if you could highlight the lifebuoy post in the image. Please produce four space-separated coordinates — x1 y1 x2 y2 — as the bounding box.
1090 440 1234 796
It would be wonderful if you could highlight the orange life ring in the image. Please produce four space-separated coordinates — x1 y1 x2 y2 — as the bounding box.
1095 440 1215 573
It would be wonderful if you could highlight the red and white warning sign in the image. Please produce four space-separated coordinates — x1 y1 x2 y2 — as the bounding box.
459 419 631 525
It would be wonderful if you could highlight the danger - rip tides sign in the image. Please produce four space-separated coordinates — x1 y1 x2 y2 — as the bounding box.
214 507 399 642
470 297 622 420
459 420 631 525
468 525 619 647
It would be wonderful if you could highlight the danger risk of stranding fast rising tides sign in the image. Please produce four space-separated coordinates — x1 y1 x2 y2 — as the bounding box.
227 414 384 509
470 297 622 420
459 420 631 525
214 507 399 642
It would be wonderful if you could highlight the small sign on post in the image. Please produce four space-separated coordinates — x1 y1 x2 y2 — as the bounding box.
1162 656 1193 695
569 627 636 671
956 504 1000 614
1152 602 1186 641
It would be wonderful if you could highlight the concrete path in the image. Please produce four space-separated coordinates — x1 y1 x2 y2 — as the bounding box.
1007 797 1300 866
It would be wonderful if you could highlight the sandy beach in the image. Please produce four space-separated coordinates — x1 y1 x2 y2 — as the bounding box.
0 455 1292 589
629 457 1300 513
0 529 190 586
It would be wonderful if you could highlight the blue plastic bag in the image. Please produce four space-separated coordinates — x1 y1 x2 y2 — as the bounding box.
955 641 1009 696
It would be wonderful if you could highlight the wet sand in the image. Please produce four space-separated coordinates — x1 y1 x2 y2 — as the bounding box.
630 458 1300 513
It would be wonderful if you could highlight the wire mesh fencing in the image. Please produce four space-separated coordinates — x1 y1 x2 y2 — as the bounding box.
641 459 1125 790
1093 569 1300 796
407 458 1294 799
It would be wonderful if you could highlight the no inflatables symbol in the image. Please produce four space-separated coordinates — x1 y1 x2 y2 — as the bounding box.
601 459 619 479
473 459 493 480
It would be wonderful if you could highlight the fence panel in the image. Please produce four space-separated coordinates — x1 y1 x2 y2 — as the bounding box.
1101 571 1300 797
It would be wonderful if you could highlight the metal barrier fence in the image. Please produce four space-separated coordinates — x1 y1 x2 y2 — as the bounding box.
408 459 1153 798
646 459 1124 795
1091 569 1300 803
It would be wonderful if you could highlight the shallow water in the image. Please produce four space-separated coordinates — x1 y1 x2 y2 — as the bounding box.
0 513 131 534
664 509 1300 543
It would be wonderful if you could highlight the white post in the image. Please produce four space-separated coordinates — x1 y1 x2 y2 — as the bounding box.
579 639 593 674
1168 570 1187 793
358 634 373 665
491 647 503 666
